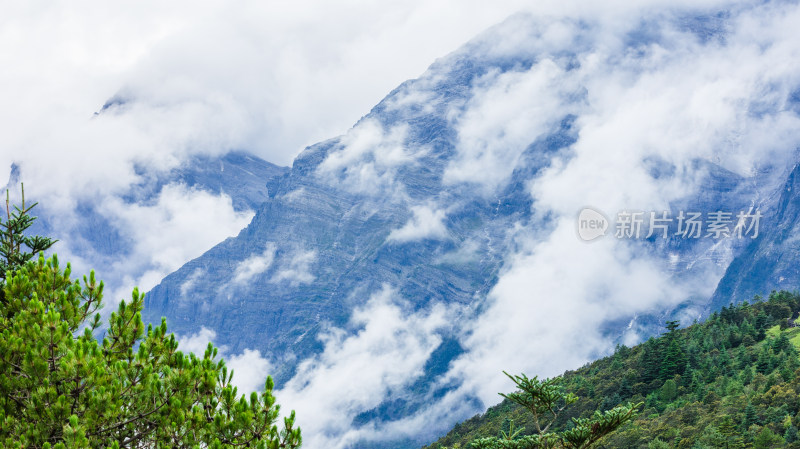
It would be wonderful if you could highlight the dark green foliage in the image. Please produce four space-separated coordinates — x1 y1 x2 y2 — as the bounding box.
712 415 746 448
773 333 791 353
425 292 800 449
0 195 301 448
744 402 759 427
786 425 798 443
756 346 775 374
660 338 687 380
639 339 662 384
638 321 688 385
647 439 669 449
755 311 770 341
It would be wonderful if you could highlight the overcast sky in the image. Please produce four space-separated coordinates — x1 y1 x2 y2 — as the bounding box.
0 0 537 305
1 0 532 174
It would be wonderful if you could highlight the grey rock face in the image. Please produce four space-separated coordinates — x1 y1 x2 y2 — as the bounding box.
712 163 800 307
140 7 800 449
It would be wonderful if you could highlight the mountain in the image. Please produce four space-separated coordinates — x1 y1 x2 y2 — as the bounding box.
5 151 287 294
142 4 800 449
713 163 800 307
122 151 288 213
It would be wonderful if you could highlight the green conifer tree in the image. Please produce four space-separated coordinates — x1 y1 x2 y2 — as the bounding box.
466 372 641 449
660 321 687 380
785 425 798 444
0 186 55 304
755 312 769 341
716 415 745 449
743 403 758 428
0 192 301 448
756 347 774 374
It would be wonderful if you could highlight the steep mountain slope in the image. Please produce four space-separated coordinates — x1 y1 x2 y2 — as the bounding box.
143 4 800 449
713 163 800 307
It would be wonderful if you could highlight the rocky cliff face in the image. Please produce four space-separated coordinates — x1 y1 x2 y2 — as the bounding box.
713 163 800 307
141 6 800 449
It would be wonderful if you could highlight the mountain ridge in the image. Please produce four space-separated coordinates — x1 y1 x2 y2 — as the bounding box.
141 5 800 448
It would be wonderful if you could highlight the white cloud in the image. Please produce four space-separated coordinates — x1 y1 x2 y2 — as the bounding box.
272 248 316 285
318 119 416 194
277 286 449 449
435 238 481 264
393 0 800 433
444 58 576 191
387 204 448 243
0 0 536 193
103 184 253 299
226 349 273 394
177 326 218 355
180 268 204 296
319 119 411 171
233 243 276 284
447 222 690 405
178 327 272 394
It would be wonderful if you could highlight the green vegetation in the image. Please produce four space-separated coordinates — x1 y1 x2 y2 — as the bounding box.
0 187 56 303
425 292 800 449
0 190 301 448
464 372 640 448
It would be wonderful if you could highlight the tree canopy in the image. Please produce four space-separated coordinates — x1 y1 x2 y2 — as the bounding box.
0 189 301 448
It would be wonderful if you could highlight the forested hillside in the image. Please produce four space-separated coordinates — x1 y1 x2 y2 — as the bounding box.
425 292 800 449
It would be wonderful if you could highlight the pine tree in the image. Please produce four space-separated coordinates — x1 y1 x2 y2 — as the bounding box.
772 333 791 353
716 415 745 449
743 402 758 428
617 377 632 398
755 312 769 341
0 194 301 448
753 426 782 449
467 372 641 449
785 425 798 444
0 185 55 304
647 438 670 449
739 366 754 386
659 379 678 402
659 321 686 380
639 338 662 384
756 347 774 374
